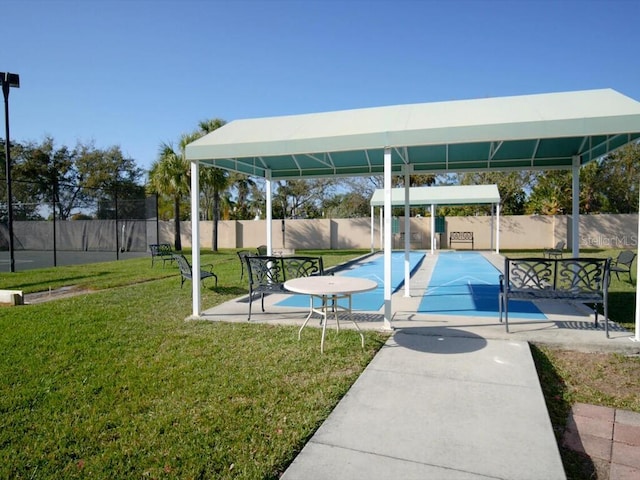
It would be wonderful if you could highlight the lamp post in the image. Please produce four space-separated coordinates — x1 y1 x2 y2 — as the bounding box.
1 72 20 273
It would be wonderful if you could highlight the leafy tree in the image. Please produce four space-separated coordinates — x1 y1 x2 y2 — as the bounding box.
526 170 572 215
273 179 336 219
598 143 640 213
0 139 44 220
459 171 531 215
322 191 370 218
147 118 227 251
228 172 257 220
9 137 143 221
577 162 606 214
76 144 145 219
196 119 227 251
148 142 190 250
526 163 606 215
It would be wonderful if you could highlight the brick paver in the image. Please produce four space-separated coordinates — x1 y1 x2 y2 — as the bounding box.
563 403 640 480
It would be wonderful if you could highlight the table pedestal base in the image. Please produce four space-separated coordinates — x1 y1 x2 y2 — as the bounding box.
298 293 364 353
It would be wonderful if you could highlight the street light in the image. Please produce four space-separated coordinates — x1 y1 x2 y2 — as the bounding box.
1 71 20 273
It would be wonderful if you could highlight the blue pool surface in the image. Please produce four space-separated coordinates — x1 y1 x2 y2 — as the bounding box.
276 252 425 311
418 251 546 319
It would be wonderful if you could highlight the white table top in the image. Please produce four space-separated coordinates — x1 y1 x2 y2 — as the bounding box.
284 276 377 296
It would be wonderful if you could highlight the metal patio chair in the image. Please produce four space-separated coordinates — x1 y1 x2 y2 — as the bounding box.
543 241 565 259
610 250 636 283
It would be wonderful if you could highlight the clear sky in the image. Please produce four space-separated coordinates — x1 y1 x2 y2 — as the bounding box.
4 0 640 175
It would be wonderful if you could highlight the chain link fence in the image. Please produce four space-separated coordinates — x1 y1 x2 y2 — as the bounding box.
0 181 159 256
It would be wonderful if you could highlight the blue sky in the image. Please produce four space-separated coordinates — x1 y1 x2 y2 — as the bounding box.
4 0 639 175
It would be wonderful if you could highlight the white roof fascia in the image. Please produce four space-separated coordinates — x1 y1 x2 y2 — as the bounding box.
370 184 501 207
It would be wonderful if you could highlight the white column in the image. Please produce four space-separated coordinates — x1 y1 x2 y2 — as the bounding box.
379 208 383 250
572 156 580 258
370 204 374 252
266 171 272 255
490 203 495 251
634 183 640 342
404 166 411 297
190 160 201 318
430 204 435 255
383 147 393 330
496 203 500 254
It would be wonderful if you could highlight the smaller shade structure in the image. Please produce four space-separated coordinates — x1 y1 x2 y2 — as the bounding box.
370 184 500 206
370 184 501 253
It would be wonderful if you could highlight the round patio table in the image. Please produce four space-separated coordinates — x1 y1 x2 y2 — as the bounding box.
284 275 378 353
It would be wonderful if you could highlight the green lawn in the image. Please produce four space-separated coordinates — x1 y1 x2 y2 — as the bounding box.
0 249 388 479
0 248 636 478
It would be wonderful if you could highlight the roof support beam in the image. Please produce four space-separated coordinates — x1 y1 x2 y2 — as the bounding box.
190 159 202 318
403 165 411 298
266 170 273 255
383 147 393 331
488 141 504 162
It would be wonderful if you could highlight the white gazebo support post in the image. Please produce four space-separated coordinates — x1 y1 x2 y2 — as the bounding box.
370 204 374 253
571 156 580 257
383 147 393 330
403 165 411 297
190 160 201 318
496 202 500 254
266 170 273 255
379 207 383 250
634 182 640 342
430 204 435 255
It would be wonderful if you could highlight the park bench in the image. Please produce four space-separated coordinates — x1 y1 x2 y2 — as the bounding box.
244 255 324 321
149 243 175 267
449 231 474 250
173 254 218 288
499 257 612 337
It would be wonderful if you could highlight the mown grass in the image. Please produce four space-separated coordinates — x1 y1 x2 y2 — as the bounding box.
0 248 387 479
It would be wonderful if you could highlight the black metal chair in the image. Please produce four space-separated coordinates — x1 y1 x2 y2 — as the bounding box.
149 243 175 267
610 250 636 282
256 245 268 255
237 250 254 281
173 254 217 288
543 241 565 259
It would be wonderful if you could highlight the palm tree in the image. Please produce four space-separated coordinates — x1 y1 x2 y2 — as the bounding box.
148 118 227 252
200 166 228 251
148 142 190 250
229 172 256 220
197 119 227 251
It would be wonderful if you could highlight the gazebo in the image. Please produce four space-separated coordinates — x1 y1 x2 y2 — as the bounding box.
369 184 502 253
186 88 640 339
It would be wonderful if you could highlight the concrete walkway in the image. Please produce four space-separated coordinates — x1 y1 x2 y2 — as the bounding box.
200 251 640 479
282 329 565 479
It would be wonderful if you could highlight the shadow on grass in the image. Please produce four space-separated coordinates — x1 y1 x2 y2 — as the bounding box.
210 286 249 296
530 345 599 480
608 291 636 330
0 272 111 290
